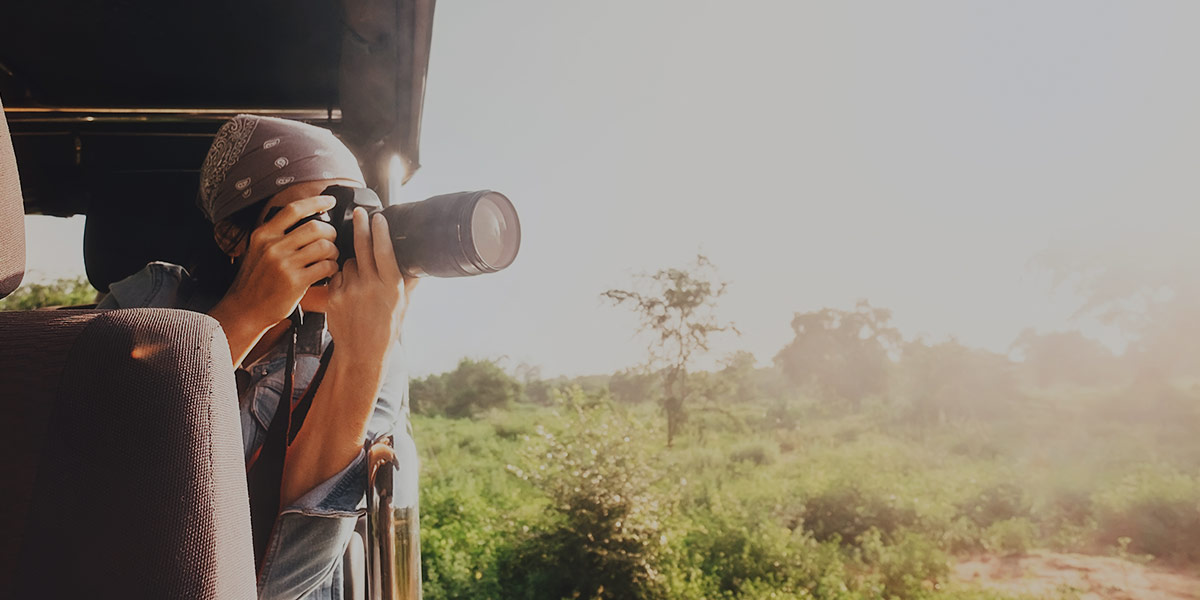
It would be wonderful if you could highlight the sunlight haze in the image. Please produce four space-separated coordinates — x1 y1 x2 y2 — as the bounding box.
23 1 1200 376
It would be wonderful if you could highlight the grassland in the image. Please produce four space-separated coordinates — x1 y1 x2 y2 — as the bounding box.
411 377 1200 600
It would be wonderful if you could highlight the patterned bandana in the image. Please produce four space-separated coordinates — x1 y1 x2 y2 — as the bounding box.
197 115 365 223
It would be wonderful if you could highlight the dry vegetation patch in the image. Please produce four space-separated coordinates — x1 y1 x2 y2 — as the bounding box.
955 551 1200 600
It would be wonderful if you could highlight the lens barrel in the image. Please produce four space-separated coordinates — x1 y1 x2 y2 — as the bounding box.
324 186 520 278
381 190 520 278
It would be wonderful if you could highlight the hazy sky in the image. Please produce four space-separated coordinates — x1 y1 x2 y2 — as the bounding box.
24 1 1200 376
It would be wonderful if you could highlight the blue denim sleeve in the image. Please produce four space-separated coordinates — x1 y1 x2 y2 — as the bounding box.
96 262 190 309
282 450 368 515
256 452 366 600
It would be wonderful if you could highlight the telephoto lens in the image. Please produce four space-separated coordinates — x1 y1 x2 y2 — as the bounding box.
324 185 521 278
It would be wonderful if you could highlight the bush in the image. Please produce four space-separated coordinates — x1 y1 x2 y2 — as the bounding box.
0 275 96 310
854 528 950 599
956 483 1030 528
1092 467 1200 563
419 480 509 600
497 388 669 599
802 484 921 545
981 518 1036 556
941 516 985 555
673 508 854 599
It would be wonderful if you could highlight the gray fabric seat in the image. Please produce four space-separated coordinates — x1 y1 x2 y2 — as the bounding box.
0 95 257 598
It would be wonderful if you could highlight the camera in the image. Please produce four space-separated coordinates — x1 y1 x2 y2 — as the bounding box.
267 185 521 278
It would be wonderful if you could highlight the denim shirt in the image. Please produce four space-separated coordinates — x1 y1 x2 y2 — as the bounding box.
98 262 414 600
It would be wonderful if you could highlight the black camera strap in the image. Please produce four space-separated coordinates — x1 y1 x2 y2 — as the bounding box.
246 309 335 574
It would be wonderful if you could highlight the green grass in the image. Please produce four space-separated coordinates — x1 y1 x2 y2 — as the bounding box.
410 384 1200 599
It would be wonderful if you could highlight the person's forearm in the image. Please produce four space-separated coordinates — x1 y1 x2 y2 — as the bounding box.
279 347 385 508
208 299 274 367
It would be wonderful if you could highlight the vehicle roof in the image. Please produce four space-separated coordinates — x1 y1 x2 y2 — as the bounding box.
1 0 342 110
1 0 434 291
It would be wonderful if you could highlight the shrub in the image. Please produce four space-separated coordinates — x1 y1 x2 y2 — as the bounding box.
802 484 921 545
941 516 985 555
497 388 669 599
0 275 96 310
1039 488 1097 554
956 482 1030 528
419 480 509 600
854 528 950 599
671 503 855 600
981 518 1036 556
1092 467 1200 563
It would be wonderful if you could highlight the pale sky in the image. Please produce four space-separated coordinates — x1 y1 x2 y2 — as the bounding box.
24 1 1200 377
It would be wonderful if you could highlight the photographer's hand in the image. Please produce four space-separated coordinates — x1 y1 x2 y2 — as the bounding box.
281 207 417 508
209 194 340 366
325 207 415 358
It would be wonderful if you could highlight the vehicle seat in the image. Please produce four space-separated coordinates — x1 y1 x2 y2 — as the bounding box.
0 95 257 598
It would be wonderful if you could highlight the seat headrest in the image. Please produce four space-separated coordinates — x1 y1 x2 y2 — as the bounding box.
83 173 212 293
0 94 26 298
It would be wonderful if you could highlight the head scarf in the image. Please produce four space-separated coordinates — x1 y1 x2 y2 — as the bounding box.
198 114 365 224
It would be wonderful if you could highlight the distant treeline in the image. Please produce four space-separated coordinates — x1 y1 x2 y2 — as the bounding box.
411 298 1197 429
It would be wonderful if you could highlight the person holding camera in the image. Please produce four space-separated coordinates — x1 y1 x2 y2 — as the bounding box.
99 114 415 600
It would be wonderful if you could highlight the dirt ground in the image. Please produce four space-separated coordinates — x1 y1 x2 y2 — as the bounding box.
954 551 1200 600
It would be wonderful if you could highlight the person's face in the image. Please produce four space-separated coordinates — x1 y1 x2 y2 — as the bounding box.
254 178 361 312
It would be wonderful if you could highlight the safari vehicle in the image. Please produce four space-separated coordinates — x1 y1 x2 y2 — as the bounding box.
0 1 441 598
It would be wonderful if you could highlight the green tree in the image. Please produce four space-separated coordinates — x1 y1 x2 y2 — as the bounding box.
602 255 736 446
0 275 97 310
716 350 759 403
410 358 522 418
773 300 900 407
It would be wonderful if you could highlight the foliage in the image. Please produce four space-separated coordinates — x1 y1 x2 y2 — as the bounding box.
413 387 1200 600
498 387 669 599
1092 466 1200 563
412 275 1200 598
608 367 661 404
0 275 96 310
410 358 522 417
853 528 950 599
672 503 855 599
774 300 900 406
728 440 777 466
717 351 760 404
899 340 1021 425
980 518 1036 556
801 482 922 545
603 254 737 446
956 483 1031 528
419 479 509 600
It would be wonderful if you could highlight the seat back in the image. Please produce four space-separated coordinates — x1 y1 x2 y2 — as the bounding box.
0 96 256 598
0 94 23 295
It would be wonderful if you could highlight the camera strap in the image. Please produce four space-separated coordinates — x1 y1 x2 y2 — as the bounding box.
246 309 335 574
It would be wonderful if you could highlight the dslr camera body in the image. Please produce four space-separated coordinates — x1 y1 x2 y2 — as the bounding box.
268 185 520 279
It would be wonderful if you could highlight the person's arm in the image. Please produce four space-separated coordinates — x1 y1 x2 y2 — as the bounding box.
279 207 416 508
255 341 410 600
